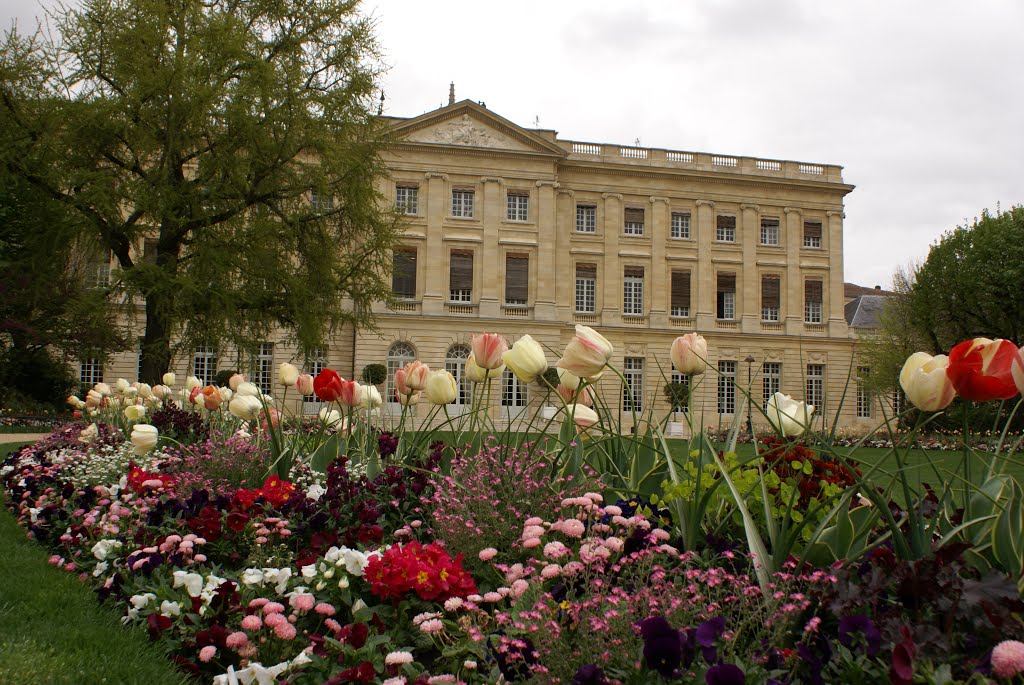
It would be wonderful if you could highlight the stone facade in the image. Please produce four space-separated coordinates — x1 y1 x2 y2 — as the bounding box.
88 99 891 433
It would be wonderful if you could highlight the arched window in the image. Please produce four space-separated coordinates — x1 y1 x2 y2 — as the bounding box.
386 341 416 404
445 344 471 406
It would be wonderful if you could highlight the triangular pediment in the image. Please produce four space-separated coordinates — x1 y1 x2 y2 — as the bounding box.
390 101 566 157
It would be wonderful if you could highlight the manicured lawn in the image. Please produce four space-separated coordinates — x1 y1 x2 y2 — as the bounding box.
0 442 191 685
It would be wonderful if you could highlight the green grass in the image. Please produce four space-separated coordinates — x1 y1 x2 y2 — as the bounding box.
0 443 191 685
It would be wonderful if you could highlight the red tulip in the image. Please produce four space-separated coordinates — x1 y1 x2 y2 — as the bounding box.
313 368 345 402
337 379 363 407
946 338 1019 401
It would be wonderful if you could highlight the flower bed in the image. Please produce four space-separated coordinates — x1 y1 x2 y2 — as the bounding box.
5 331 1024 683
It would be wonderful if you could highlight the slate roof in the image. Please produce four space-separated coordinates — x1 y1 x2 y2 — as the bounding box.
845 294 889 329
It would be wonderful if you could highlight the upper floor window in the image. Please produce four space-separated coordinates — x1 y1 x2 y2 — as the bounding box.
143 238 159 265
504 254 529 306
575 263 596 313
449 250 474 302
671 212 691 239
310 192 334 212
392 248 417 299
717 272 736 320
716 215 736 242
623 207 645 236
803 220 822 248
805 279 823 323
761 274 781 321
506 191 529 222
396 185 419 215
761 218 780 246
671 270 691 318
94 249 112 288
623 266 644 315
451 188 475 218
576 204 596 233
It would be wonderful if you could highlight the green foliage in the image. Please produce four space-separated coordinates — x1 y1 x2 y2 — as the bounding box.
213 369 237 388
360 363 387 385
664 380 688 412
0 347 78 410
0 0 403 384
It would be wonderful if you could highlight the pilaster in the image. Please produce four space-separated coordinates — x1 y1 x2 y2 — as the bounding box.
602 193 623 324
740 204 759 333
479 177 503 318
826 210 848 336
422 172 448 315
783 206 803 335
555 188 575 321
649 196 670 328
695 199 715 330
535 180 559 320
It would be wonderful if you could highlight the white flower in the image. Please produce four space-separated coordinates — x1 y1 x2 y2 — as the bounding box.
765 392 815 437
123 404 147 421
241 568 265 587
161 600 182 617
92 561 109 577
305 483 326 501
172 570 204 597
229 395 262 421
129 593 156 610
91 538 123 561
130 424 159 455
236 381 260 397
262 567 292 594
78 423 99 444
162 372 175 386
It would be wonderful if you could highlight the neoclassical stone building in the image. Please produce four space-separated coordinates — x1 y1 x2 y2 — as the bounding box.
91 98 888 433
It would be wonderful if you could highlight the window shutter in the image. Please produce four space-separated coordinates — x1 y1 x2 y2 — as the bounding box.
762 275 780 308
804 221 822 239
143 238 159 265
717 215 736 230
505 254 529 302
624 265 644 278
671 270 691 308
624 207 644 224
392 249 417 298
717 272 736 291
576 263 596 278
450 251 473 291
805 279 823 302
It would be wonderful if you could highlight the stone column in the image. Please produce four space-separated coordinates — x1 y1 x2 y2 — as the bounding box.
826 210 848 336
535 180 559 321
602 193 622 324
740 204 760 333
695 199 715 330
783 206 803 335
649 196 670 328
422 172 448 315
479 177 503 318
555 188 575 321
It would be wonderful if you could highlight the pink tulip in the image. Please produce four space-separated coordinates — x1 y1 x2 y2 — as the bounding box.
200 385 222 410
471 332 508 370
337 379 363 407
557 325 613 379
402 360 430 391
671 333 708 376
295 374 314 396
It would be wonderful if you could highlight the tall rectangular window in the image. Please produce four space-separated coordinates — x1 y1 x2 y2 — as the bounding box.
395 185 419 215
718 360 736 414
310 192 334 211
717 272 736 320
761 275 781 321
892 387 903 415
670 270 691 318
504 254 529 306
501 369 528 408
94 249 112 287
451 189 475 218
623 207 645 236
506 192 529 221
623 266 644 315
303 348 328 415
192 346 217 386
670 370 689 414
576 204 596 233
143 238 159 265
805 279 823 323
575 263 596 313
253 343 274 394
761 218 780 245
449 251 473 302
392 248 417 299
716 215 736 242
623 357 644 412
803 220 822 248
445 348 472 406
671 212 691 239
80 358 103 389
857 366 872 418
807 364 825 413
762 362 782 409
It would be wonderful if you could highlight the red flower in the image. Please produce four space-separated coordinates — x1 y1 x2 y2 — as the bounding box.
313 368 345 402
947 338 1019 401
225 511 250 533
260 475 296 507
363 541 476 602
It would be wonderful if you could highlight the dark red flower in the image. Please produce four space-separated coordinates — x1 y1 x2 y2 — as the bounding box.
889 625 917 685
314 368 345 402
226 511 250 533
147 613 172 638
947 338 1019 401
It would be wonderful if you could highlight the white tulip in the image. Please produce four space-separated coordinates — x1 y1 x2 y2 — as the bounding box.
765 392 815 437
130 424 159 455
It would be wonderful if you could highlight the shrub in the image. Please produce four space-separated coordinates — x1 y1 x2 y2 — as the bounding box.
359 363 386 385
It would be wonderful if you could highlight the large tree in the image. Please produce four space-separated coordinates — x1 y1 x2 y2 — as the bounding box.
0 0 401 383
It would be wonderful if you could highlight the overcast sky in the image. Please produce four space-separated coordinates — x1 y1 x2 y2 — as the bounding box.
4 0 1022 288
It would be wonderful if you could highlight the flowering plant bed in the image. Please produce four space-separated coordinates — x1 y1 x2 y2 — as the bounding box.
5 331 1024 683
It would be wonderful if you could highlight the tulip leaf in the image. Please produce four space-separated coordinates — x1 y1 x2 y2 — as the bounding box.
310 435 341 474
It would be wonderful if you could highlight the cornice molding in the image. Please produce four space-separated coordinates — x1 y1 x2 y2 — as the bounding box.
784 206 803 215
696 199 715 208
480 177 504 185
535 180 560 188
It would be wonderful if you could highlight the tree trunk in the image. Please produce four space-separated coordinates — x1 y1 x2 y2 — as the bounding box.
139 288 174 385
